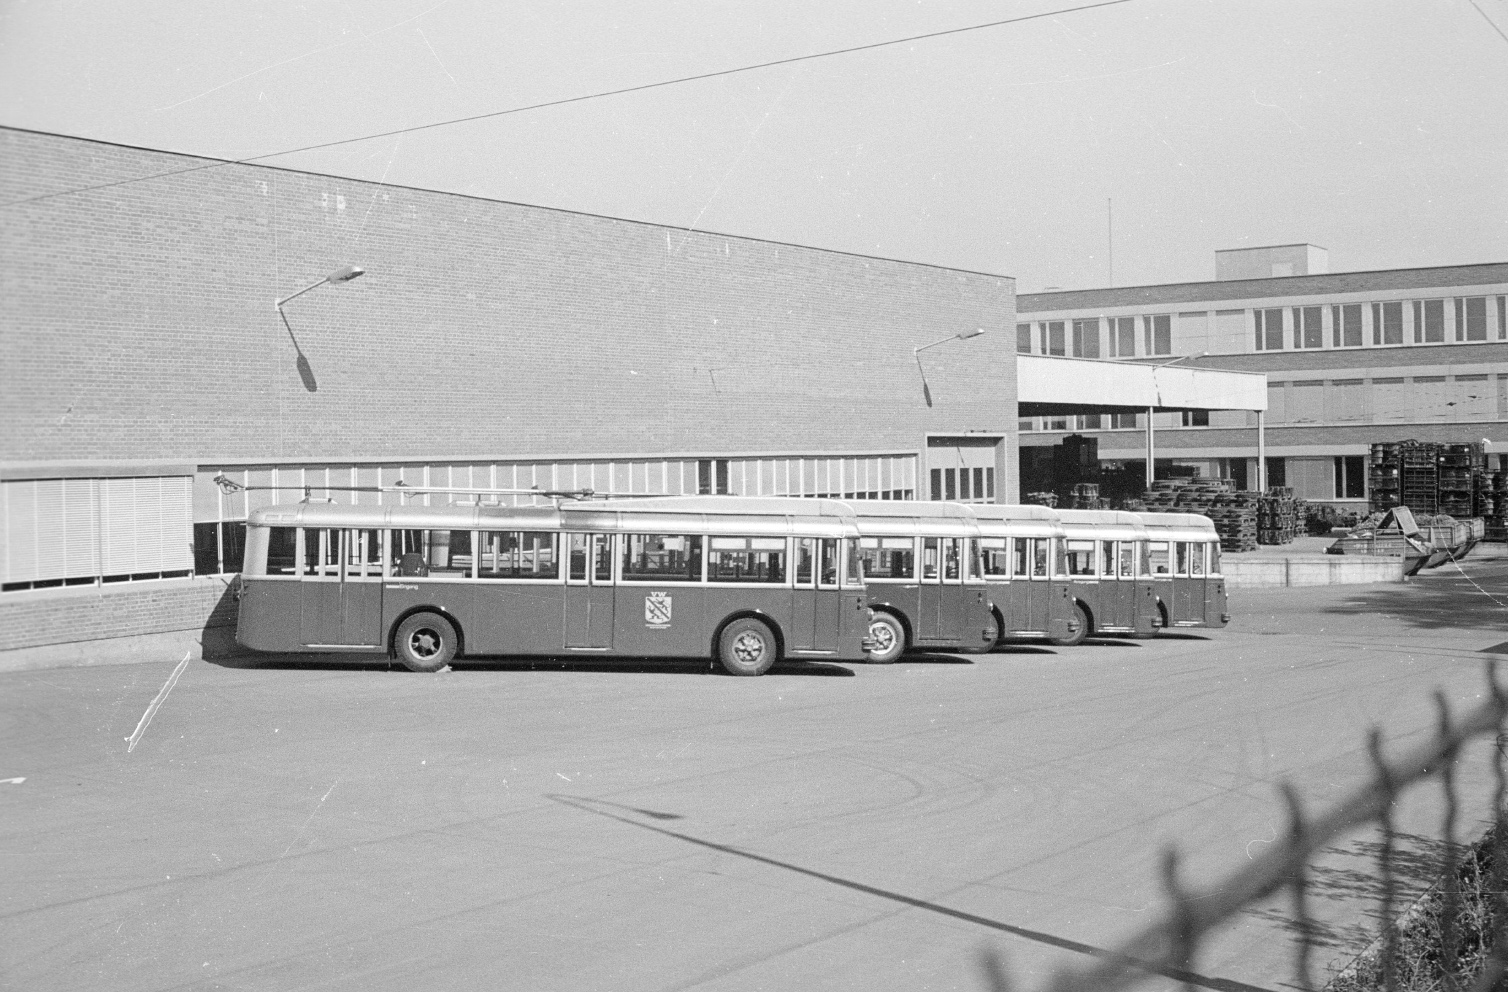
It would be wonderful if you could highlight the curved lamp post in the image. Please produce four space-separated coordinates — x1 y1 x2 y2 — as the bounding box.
275 265 366 393
914 328 985 407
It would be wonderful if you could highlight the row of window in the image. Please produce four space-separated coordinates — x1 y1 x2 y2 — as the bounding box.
1019 295 1507 358
264 527 862 587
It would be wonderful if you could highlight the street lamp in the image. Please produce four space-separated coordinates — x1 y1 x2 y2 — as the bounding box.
275 264 365 309
275 264 366 393
914 328 985 407
1144 352 1209 488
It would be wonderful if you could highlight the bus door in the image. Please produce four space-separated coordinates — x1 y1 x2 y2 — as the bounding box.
1189 541 1212 624
919 537 965 641
1171 541 1199 623
1100 540 1135 629
564 533 614 650
300 528 384 647
1008 537 1052 633
790 538 840 652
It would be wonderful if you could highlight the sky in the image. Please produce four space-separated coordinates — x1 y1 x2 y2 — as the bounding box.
1 0 1506 291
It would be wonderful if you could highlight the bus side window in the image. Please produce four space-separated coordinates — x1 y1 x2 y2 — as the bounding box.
1100 541 1117 579
1012 538 1028 578
819 538 839 587
1175 542 1191 577
1190 543 1205 577
942 538 961 581
844 538 863 586
1066 540 1095 577
980 538 1009 578
303 528 338 577
1119 542 1135 579
1209 541 1222 576
1149 542 1170 575
267 527 297 574
922 538 940 580
594 535 613 582
567 534 588 581
1032 539 1050 579
796 538 815 586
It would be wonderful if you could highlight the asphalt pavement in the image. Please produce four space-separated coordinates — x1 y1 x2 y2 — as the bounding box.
4 556 1506 992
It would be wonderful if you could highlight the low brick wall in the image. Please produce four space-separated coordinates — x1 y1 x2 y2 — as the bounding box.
1224 555 1405 589
0 576 238 664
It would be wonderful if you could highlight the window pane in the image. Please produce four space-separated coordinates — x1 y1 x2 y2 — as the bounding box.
1017 323 1033 354
1340 304 1362 346
480 531 559 579
1031 539 1049 578
1380 301 1403 344
1148 541 1170 575
796 538 814 585
820 538 839 586
1423 299 1445 342
922 538 940 579
708 536 786 583
1100 541 1116 577
621 534 702 581
979 538 1010 577
1065 539 1095 576
1047 321 1065 356
1465 297 1487 340
943 538 961 580
1302 306 1323 348
858 536 915 580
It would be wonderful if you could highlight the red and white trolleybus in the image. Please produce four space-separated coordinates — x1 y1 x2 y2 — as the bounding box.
236 495 871 675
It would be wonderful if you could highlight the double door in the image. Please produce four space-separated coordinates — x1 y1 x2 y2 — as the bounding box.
564 533 615 650
299 528 384 648
789 537 840 653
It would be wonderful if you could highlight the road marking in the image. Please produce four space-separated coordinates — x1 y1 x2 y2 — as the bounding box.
282 780 339 857
125 652 191 753
1 777 24 785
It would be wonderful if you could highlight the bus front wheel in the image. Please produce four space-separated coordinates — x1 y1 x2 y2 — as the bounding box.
718 617 777 676
395 612 458 672
1048 603 1089 647
866 612 905 664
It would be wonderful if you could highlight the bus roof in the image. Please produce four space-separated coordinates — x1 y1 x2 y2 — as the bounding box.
838 499 982 537
966 503 1064 538
1136 512 1219 540
1054 509 1149 541
248 496 860 538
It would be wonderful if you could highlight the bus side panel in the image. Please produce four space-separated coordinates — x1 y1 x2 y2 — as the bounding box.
236 578 306 652
701 587 795 658
467 584 564 654
867 583 921 644
1207 577 1229 627
614 585 706 658
381 582 476 652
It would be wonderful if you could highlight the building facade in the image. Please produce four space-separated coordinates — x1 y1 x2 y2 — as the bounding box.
0 127 1019 658
1017 253 1508 504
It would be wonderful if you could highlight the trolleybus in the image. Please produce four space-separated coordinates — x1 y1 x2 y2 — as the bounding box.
966 503 1080 645
1052 509 1160 640
236 495 871 675
1135 512 1230 631
844 501 999 663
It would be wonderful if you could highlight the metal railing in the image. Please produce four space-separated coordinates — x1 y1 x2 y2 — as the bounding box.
985 662 1508 992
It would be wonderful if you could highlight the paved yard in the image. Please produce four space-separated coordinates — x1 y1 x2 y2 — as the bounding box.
3 555 1505 992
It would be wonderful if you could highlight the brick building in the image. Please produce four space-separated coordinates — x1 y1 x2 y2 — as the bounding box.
0 127 1019 659
1017 250 1508 504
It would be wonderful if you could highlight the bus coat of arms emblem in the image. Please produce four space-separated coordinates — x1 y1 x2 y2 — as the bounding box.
644 592 672 628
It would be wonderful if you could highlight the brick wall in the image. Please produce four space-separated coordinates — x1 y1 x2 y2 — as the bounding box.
0 578 237 652
1 128 1018 469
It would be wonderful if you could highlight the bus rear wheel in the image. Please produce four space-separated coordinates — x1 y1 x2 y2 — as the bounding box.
395 612 458 672
718 617 777 676
1048 603 1090 647
866 612 905 664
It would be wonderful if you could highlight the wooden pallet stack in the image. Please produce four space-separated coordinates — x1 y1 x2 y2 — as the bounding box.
1437 442 1484 518
1070 482 1104 510
1367 441 1402 512
1136 478 1258 553
1258 486 1298 545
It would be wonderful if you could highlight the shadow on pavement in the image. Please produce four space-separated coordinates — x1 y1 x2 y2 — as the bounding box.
1321 560 1508 632
211 653 854 677
899 652 977 666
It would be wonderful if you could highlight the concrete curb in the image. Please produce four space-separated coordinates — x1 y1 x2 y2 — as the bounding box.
0 626 239 675
1224 555 1405 589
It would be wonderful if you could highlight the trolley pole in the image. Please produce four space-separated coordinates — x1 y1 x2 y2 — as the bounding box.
1257 410 1267 492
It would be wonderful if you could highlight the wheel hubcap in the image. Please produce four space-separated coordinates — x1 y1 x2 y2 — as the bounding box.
731 631 765 663
410 629 440 658
870 621 895 653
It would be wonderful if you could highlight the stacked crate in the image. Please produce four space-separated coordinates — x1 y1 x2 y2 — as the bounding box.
1137 478 1258 553
1024 491 1058 508
1070 482 1103 510
1399 440 1441 514
1367 442 1402 512
1487 472 1507 542
1437 443 1484 518
1257 486 1298 545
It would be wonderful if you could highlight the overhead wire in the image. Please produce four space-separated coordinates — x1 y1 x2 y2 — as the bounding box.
2 0 1135 209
